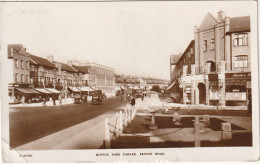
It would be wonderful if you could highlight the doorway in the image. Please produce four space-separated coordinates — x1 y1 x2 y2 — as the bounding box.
198 83 206 104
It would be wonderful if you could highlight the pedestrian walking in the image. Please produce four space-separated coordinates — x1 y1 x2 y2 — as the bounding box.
85 95 88 103
130 96 136 110
123 92 127 105
59 94 62 105
141 93 144 101
22 96 25 106
42 97 47 107
52 95 56 106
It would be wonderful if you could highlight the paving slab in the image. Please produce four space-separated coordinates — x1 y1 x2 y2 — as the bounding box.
150 128 221 143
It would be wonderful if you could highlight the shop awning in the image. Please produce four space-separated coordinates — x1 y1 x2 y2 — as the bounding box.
25 88 41 94
115 86 121 90
46 88 60 94
15 88 33 94
35 88 53 94
166 82 175 91
68 87 81 92
77 87 93 92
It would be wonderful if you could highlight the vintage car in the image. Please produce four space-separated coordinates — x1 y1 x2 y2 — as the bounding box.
74 94 82 104
92 90 102 105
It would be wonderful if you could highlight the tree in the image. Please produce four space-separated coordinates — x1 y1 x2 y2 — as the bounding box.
151 85 161 93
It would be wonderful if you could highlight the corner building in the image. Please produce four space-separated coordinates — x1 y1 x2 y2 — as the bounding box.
170 11 251 107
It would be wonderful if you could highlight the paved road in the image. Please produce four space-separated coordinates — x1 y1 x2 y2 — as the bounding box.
9 97 125 148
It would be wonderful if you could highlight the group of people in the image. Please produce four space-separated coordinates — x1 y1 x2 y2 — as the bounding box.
42 94 63 107
81 95 88 103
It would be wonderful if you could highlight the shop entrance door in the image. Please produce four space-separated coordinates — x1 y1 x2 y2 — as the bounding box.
198 83 206 104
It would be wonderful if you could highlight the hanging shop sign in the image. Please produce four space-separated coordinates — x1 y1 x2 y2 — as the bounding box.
225 72 251 80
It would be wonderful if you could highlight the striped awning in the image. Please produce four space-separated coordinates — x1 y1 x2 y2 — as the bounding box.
68 87 81 92
25 88 41 94
77 87 93 92
35 88 53 94
46 88 60 94
16 88 33 94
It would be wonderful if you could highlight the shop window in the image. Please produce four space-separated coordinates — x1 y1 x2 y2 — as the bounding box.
203 40 207 51
234 55 248 68
234 34 248 46
15 59 18 68
226 85 246 92
210 38 215 50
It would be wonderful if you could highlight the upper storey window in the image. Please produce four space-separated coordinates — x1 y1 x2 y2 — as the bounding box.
234 55 248 68
203 40 207 51
210 38 215 50
234 34 248 46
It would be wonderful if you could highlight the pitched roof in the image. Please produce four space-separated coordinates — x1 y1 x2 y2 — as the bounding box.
199 12 220 30
8 44 22 53
229 16 250 33
8 44 27 56
29 54 56 68
55 62 77 72
170 55 181 65
72 65 90 73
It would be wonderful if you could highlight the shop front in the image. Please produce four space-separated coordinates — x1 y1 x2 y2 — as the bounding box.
208 74 219 106
225 72 251 106
8 83 40 104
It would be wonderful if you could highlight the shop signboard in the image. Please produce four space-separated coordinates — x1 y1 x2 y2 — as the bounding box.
225 72 251 80
208 74 218 81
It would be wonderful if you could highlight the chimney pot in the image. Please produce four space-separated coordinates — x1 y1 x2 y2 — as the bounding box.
218 10 225 20
47 55 54 63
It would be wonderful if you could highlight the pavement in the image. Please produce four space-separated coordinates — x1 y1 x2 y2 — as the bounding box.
9 95 116 109
9 98 75 109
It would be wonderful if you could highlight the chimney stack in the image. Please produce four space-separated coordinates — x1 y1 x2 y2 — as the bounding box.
67 60 73 66
218 10 225 20
47 55 54 63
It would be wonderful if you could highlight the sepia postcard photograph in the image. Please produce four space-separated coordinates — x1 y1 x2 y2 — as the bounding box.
0 0 259 163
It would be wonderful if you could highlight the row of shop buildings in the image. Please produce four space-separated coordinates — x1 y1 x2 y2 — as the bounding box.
115 74 169 91
7 44 115 103
168 11 251 107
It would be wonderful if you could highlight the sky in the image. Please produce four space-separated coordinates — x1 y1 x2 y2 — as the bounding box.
0 1 256 80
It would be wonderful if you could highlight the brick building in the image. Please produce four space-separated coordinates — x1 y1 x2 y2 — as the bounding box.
8 44 30 84
169 11 251 107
